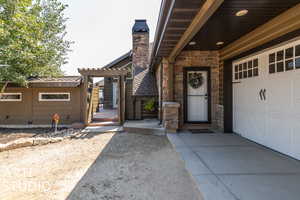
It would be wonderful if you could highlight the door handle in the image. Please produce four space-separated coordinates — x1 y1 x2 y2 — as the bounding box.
262 89 266 101
259 89 263 100
259 89 266 101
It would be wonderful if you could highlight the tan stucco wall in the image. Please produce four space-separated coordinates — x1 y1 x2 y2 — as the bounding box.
0 87 82 125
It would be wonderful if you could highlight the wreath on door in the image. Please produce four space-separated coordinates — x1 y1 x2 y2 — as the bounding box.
188 72 203 89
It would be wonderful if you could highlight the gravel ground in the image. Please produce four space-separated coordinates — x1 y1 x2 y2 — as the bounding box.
0 132 203 200
0 128 82 144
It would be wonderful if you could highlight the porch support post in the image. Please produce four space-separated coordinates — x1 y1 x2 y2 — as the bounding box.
121 75 126 124
117 75 126 125
162 57 174 102
223 59 233 133
118 76 121 124
82 75 89 126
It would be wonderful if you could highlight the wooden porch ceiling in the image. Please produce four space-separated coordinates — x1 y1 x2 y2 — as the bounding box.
184 0 300 52
151 0 300 65
151 0 206 59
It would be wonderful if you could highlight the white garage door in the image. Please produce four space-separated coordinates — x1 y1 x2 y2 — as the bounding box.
233 39 300 160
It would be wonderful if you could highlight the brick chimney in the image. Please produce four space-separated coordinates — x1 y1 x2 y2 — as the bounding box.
132 19 150 69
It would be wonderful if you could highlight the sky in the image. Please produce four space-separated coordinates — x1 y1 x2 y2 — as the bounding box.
61 0 162 75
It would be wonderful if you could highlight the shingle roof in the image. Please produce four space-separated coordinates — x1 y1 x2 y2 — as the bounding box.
28 76 81 83
132 66 157 96
103 51 132 69
27 76 82 87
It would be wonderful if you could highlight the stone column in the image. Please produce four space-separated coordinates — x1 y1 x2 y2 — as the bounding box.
163 102 180 133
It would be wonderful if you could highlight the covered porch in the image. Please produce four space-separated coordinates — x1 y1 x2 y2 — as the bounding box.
151 0 300 133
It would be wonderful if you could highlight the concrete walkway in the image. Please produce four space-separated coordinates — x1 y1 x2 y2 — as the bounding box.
167 132 300 200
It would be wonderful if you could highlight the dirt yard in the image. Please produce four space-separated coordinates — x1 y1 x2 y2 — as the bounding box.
0 132 203 200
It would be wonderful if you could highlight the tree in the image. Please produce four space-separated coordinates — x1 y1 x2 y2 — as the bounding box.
0 0 72 94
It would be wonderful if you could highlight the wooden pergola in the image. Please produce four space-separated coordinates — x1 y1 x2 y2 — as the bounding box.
78 67 129 126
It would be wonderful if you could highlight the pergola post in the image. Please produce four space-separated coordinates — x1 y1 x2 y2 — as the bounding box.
118 75 126 125
82 75 89 126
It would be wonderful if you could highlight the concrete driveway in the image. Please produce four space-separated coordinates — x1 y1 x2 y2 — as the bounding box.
168 133 300 200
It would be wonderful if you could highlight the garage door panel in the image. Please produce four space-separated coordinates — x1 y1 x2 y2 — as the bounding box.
266 115 291 156
291 118 300 160
233 39 300 160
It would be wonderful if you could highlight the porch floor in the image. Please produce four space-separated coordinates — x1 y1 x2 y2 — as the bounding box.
167 132 300 200
93 108 118 120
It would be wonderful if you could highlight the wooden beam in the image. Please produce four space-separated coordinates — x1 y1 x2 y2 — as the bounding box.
168 0 224 61
173 8 199 13
78 68 128 77
220 3 300 60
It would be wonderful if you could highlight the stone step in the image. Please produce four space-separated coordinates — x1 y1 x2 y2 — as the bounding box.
88 121 119 127
123 126 165 136
81 126 123 134
92 118 118 122
123 120 165 136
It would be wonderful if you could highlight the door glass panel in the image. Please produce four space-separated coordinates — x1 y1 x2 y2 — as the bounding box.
235 65 238 72
248 69 253 77
253 68 258 76
239 72 242 79
239 64 243 71
285 47 293 59
277 50 284 61
269 53 275 63
243 71 247 78
296 45 300 57
248 60 253 69
243 63 247 70
235 73 239 80
269 64 275 73
285 59 294 71
253 59 258 67
277 62 284 72
296 57 300 69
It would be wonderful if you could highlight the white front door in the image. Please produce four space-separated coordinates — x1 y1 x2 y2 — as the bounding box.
187 70 208 122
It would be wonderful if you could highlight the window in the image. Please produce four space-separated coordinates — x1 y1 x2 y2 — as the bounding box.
234 58 259 80
296 44 300 69
269 44 300 73
39 92 70 101
0 93 22 101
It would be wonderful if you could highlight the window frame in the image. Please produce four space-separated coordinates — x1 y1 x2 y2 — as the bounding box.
0 93 22 102
295 44 300 69
233 58 259 81
38 92 71 102
268 44 300 74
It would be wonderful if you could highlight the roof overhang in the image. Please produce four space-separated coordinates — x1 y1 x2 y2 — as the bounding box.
151 0 300 68
150 0 223 67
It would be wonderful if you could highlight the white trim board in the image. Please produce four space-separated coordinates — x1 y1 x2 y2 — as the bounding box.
38 92 71 102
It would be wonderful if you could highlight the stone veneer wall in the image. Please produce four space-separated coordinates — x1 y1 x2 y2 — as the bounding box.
173 50 223 130
132 33 149 69
155 63 162 121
